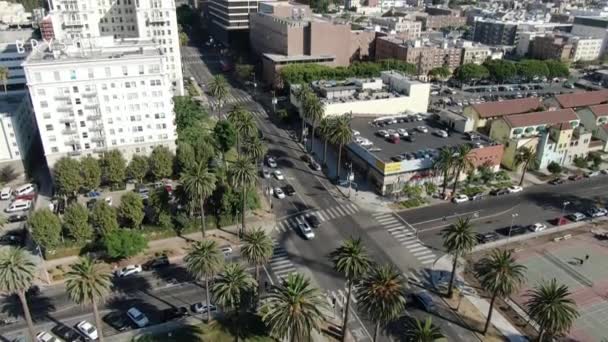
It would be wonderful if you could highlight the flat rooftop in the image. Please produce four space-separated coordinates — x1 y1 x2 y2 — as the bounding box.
349 115 497 163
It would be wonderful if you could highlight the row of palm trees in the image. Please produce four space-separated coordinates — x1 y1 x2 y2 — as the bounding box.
432 144 474 197
442 217 580 339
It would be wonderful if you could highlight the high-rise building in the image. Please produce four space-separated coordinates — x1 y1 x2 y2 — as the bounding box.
22 38 177 167
208 0 272 45
0 91 39 173
0 28 35 90
47 0 183 95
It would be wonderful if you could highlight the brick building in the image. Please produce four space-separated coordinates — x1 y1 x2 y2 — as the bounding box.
375 36 462 75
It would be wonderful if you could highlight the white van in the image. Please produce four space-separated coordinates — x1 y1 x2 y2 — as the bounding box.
5 199 31 213
0 187 11 200
14 183 35 197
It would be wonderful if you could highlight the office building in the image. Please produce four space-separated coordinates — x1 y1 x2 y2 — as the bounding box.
375 36 462 75
369 17 422 38
472 19 519 45
572 16 608 53
22 38 177 167
0 29 35 91
528 33 602 61
208 0 271 45
0 1 32 26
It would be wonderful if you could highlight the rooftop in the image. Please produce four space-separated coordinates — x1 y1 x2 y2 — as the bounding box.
504 109 579 128
588 104 608 117
262 53 335 62
0 28 34 44
471 97 543 118
554 89 608 108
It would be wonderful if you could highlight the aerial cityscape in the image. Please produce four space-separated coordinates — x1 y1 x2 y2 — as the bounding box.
1 0 608 340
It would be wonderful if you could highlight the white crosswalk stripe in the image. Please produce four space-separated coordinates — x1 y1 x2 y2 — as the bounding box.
269 243 297 280
325 288 358 308
273 204 360 234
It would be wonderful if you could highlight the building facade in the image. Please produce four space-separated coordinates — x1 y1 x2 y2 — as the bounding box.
472 19 518 45
22 39 177 167
375 36 462 75
415 13 466 31
572 16 608 55
528 34 574 60
0 29 35 90
208 0 271 45
0 91 38 173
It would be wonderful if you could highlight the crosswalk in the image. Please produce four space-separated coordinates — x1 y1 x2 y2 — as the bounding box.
273 203 360 233
268 241 297 281
208 94 253 107
372 212 437 265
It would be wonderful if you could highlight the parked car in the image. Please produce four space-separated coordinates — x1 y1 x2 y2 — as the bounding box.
528 223 547 232
567 212 586 222
307 215 321 228
309 161 321 171
191 302 217 314
548 178 565 185
86 190 101 198
126 307 149 328
220 245 233 257
7 214 27 223
586 207 607 218
14 183 35 197
266 156 277 168
115 264 143 277
273 170 284 180
51 324 85 342
14 192 36 201
0 232 23 246
568 174 584 181
412 291 436 312
507 225 527 236
476 232 500 243
103 312 131 332
490 188 509 196
162 307 189 322
135 187 150 200
434 130 448 138
274 187 285 199
284 184 296 196
143 255 169 270
36 331 62 342
452 194 469 203
75 321 98 341
416 126 428 133
507 185 523 193
0 187 11 200
470 192 484 201
5 199 31 213
261 168 270 179
585 171 600 178
298 221 315 239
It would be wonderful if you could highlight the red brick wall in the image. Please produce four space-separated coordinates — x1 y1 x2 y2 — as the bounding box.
469 143 504 168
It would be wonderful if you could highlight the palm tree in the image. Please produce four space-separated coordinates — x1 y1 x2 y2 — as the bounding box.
241 227 273 282
228 105 257 154
243 136 267 166
180 161 217 239
433 147 454 197
319 117 336 165
213 263 257 339
329 114 353 180
442 217 477 298
0 66 8 93
356 264 407 342
295 85 313 142
0 248 37 342
209 75 229 116
65 257 112 342
404 317 444 342
525 279 579 341
451 144 474 196
303 94 325 153
260 273 328 341
474 249 527 335
185 240 224 321
228 156 257 237
330 237 372 342
514 146 537 186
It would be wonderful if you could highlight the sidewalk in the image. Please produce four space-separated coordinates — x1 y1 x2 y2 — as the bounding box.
432 254 529 342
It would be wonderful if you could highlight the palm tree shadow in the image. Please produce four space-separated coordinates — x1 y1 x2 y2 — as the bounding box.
0 287 56 323
211 311 267 340
385 314 417 342
105 295 162 326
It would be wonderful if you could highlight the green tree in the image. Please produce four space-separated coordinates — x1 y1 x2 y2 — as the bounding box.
0 248 37 341
90 202 119 236
545 60 570 79
319 117 336 165
80 156 101 191
243 136 267 165
261 273 328 341
428 66 451 81
180 161 216 238
29 209 62 252
525 279 579 341
173 96 207 133
228 156 257 236
209 75 229 115
228 105 257 154
176 142 197 172
303 94 325 153
442 217 476 298
517 59 549 81
483 59 517 83
514 146 537 186
241 228 273 282
117 192 145 228
547 161 562 175
179 31 188 46
100 150 126 188
424 182 438 196
65 257 111 342
329 114 353 180
451 145 474 195
185 240 224 321
212 263 257 335
474 249 527 334
356 265 407 342
330 238 372 342
53 157 83 199
103 229 147 259
0 66 8 93
404 317 444 342
453 63 489 85
149 146 174 180
63 203 93 244
127 155 149 183
235 64 254 81
213 120 237 165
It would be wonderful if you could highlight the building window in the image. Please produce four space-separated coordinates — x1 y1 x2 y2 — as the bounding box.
88 68 94 79
46 124 53 131
40 101 48 108
82 132 88 138
84 143 90 149
75 98 81 105
51 147 58 153
73 86 79 93
70 70 76 80
122 66 128 76
80 121 85 127
53 71 60 81
37 89 46 96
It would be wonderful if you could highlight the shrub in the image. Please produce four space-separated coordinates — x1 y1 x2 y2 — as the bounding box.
103 229 148 259
573 156 588 169
547 161 562 175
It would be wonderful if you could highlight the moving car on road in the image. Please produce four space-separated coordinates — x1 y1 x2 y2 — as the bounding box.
127 307 149 328
191 302 217 314
507 185 523 193
284 184 296 196
298 221 315 239
452 194 469 203
412 291 436 312
115 264 143 277
307 215 321 228
76 321 98 340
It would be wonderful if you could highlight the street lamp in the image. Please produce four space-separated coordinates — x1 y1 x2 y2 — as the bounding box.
560 201 570 225
508 213 519 239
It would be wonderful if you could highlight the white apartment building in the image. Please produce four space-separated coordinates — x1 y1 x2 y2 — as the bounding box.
370 17 422 38
0 91 38 173
22 38 176 167
48 0 183 95
572 36 603 61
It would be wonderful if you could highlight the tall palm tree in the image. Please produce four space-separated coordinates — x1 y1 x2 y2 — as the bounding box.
242 136 267 166
330 237 372 342
209 75 229 116
404 317 444 342
329 114 353 180
356 264 407 342
260 273 328 342
213 263 257 340
185 240 224 321
241 227 273 282
433 147 454 197
303 94 325 153
451 144 474 196
514 146 537 186
180 161 217 238
525 279 579 341
295 85 313 142
474 249 527 335
228 156 257 237
319 117 336 165
65 257 112 342
0 248 37 342
442 217 477 298
228 105 257 154
0 66 8 93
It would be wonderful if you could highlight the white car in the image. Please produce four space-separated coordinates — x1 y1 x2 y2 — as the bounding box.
377 130 389 138
352 129 360 136
127 307 149 328
274 187 285 199
273 170 284 180
36 331 62 342
191 302 217 314
0 187 11 200
262 168 271 179
416 126 428 133
266 157 277 168
507 185 523 193
104 197 113 206
359 139 373 147
397 128 409 137
529 223 546 232
298 222 315 239
220 245 233 256
116 264 143 277
76 321 98 340
435 130 448 138
452 194 469 203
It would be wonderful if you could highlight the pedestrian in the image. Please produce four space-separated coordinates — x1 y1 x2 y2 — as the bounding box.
580 259 584 265
586 254 590 261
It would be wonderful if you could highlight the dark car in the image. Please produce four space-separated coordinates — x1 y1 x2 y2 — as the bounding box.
309 160 321 171
103 312 131 332
568 174 584 181
52 324 86 342
405 135 415 142
0 232 23 246
7 214 27 223
284 184 296 196
300 154 311 163
490 188 509 196
476 232 500 243
508 225 527 236
143 255 170 270
549 178 565 185
86 198 98 209
162 307 189 322
307 215 321 228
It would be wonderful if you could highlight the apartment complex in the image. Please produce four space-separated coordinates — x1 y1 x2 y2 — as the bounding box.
463 97 544 131
472 19 519 45
47 0 183 95
528 33 602 61
375 36 462 75
572 16 608 54
22 38 176 167
369 17 421 39
415 12 467 31
208 0 270 45
249 2 375 86
0 91 39 173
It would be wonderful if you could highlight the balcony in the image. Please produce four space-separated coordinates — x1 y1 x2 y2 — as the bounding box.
62 128 77 135
63 21 83 28
59 117 76 124
57 105 73 112
67 150 82 157
54 94 70 100
82 91 97 98
84 103 99 110
86 113 102 121
91 134 105 143
93 147 107 153
90 125 103 132
64 138 79 146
